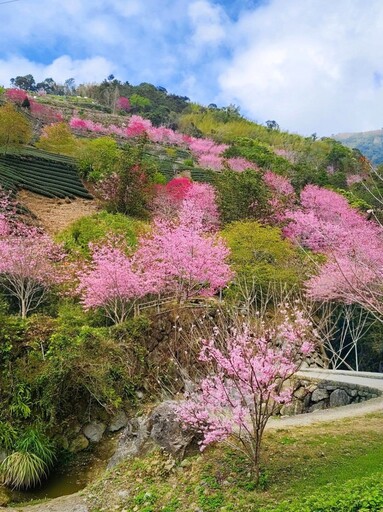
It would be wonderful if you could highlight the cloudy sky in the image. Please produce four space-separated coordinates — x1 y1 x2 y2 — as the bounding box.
1 0 383 136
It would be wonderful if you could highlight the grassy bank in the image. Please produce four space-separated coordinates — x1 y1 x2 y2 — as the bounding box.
84 413 383 511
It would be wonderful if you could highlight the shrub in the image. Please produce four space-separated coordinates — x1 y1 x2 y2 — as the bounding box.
56 211 148 256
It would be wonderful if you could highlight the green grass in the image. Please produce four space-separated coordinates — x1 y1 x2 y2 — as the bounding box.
84 413 383 512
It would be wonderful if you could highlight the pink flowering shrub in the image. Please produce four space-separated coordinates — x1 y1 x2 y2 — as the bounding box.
116 96 130 112
5 88 28 105
134 217 232 301
284 185 383 318
225 157 257 172
176 306 314 481
0 224 64 318
77 243 154 324
152 178 220 231
197 153 223 171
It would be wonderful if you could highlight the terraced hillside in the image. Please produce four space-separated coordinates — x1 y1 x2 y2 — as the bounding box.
0 147 92 199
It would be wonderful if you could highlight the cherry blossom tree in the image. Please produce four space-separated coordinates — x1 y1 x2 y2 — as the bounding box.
77 243 154 324
284 185 383 322
176 306 315 482
0 227 63 318
152 178 219 231
134 216 232 301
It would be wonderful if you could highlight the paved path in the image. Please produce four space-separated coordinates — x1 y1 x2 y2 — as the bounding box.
5 369 383 511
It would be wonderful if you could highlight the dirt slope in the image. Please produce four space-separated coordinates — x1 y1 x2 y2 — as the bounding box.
17 190 100 235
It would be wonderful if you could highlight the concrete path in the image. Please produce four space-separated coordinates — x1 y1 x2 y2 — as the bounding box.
4 369 383 511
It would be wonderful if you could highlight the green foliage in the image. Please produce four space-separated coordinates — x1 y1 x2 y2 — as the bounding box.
1 451 48 489
265 474 383 511
35 122 79 156
0 422 17 451
16 428 56 467
102 138 160 217
130 93 152 110
221 221 303 292
214 169 270 224
0 428 56 490
225 137 291 173
0 103 32 155
77 136 121 181
56 211 148 256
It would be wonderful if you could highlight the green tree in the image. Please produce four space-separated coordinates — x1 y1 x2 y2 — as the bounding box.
222 220 303 295
77 136 121 180
0 103 32 154
214 169 270 224
36 122 79 156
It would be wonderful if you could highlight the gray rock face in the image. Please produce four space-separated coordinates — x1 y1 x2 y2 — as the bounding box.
311 388 329 402
108 416 149 468
330 389 351 407
108 401 197 468
108 411 128 432
83 421 106 443
149 401 195 459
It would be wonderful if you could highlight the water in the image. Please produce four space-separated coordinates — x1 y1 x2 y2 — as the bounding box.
6 435 117 505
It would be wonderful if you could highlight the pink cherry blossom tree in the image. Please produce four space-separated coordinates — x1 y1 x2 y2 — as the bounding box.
77 243 155 324
134 217 232 301
152 178 220 231
176 306 315 482
0 227 64 318
284 185 383 321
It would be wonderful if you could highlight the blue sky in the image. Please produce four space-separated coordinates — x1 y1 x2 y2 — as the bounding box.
1 0 383 136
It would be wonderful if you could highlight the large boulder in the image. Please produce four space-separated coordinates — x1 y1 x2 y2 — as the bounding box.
149 401 196 460
108 416 150 468
108 401 197 468
83 421 106 443
108 410 128 432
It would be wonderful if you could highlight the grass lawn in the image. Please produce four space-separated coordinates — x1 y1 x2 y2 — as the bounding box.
85 413 383 511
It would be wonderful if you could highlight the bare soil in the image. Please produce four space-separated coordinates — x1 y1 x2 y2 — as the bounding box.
17 190 100 236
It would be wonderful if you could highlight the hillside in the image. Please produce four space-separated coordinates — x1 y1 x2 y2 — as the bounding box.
334 128 383 165
1 82 383 511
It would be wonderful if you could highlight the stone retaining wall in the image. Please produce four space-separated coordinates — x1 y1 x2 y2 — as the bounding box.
280 378 381 416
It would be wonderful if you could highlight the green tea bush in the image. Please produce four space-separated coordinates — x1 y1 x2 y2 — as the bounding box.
56 211 148 256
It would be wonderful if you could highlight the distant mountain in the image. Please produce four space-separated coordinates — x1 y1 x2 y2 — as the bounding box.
334 129 383 165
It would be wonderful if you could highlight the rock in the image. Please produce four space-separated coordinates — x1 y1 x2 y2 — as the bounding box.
309 401 326 412
149 401 196 459
108 401 198 468
349 389 358 397
109 411 128 432
83 421 106 442
330 389 351 408
108 416 150 468
69 434 89 453
311 388 329 402
294 386 308 400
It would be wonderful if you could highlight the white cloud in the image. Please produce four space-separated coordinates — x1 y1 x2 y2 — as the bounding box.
217 0 383 135
0 55 115 86
1 0 383 135
188 1 228 46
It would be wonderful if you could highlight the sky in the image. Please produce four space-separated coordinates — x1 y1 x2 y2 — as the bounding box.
1 0 383 136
